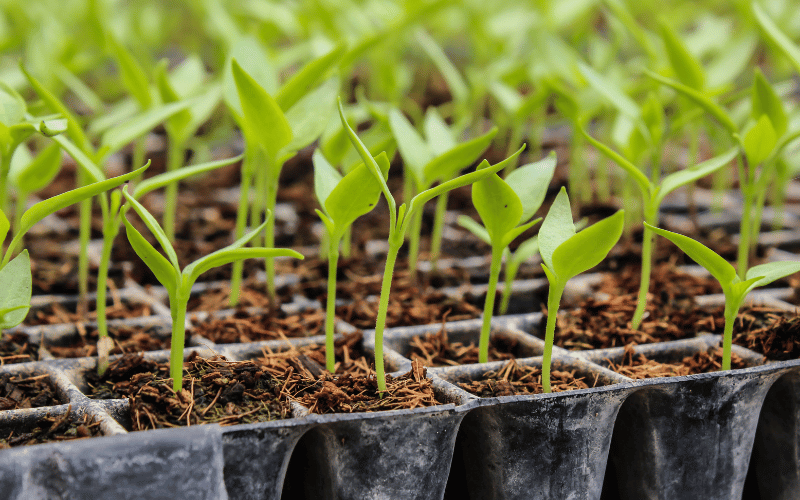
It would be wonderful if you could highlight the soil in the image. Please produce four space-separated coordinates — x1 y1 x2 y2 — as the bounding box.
93 351 293 430
336 287 481 329
30 257 127 295
458 360 599 397
47 325 169 358
605 344 749 379
0 333 39 365
0 372 60 411
186 282 294 313
732 307 800 361
591 261 722 298
0 407 102 448
192 307 325 344
25 300 153 326
406 319 519 367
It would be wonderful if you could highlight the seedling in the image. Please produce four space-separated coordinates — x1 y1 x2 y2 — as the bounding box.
583 128 738 329
539 188 624 392
340 99 519 392
646 223 800 370
313 149 388 371
459 152 556 362
121 188 303 392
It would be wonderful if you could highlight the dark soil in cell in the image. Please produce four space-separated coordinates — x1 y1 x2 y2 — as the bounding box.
0 333 39 365
591 261 722 298
186 282 295 313
0 373 60 411
407 321 519 367
192 307 325 344
25 299 153 326
605 344 749 379
47 325 169 359
0 408 102 449
458 360 599 397
29 257 126 295
732 307 800 361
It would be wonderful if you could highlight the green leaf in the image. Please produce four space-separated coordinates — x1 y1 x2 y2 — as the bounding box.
552 211 624 280
505 152 557 222
745 261 800 288
581 127 652 196
577 61 640 119
0 209 8 244
472 170 523 243
743 114 777 165
11 142 62 194
457 215 491 245
641 92 665 146
51 135 105 184
282 77 339 153
312 149 342 209
186 248 303 284
276 44 345 111
0 251 31 329
416 29 469 105
423 127 497 183
389 108 433 184
108 36 152 109
752 68 787 137
133 155 243 199
121 185 180 271
659 22 705 90
224 37 278 117
501 217 542 249
39 118 67 137
657 147 738 205
122 218 178 297
752 2 800 76
510 235 540 267
325 161 385 239
0 83 25 126
101 100 193 156
231 59 293 155
645 222 736 286
539 187 576 271
155 60 192 140
645 70 738 134
423 108 455 155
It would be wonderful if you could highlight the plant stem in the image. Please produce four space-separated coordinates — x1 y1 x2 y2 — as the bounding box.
478 246 503 363
0 151 11 217
96 217 119 343
499 255 518 316
264 169 278 301
721 299 736 371
429 192 448 270
736 155 753 280
325 243 339 372
341 226 352 258
170 288 190 393
542 281 564 393
13 193 25 239
631 204 657 330
230 149 255 307
407 207 423 282
77 168 91 319
132 137 147 176
163 138 183 242
373 236 402 394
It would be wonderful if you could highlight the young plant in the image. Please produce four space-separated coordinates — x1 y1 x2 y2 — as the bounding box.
313 149 388 371
121 189 303 392
340 99 520 393
646 223 800 370
539 188 624 392
8 142 63 232
582 128 738 329
388 107 496 278
461 152 556 362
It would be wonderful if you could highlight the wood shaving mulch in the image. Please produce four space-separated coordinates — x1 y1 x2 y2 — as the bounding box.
606 344 748 379
732 308 800 361
25 301 153 326
0 372 60 411
0 333 38 365
407 314 518 367
0 406 102 448
47 325 169 359
458 360 598 397
192 307 324 344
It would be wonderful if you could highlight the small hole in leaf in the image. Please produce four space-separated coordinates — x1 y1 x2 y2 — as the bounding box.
504 205 508 208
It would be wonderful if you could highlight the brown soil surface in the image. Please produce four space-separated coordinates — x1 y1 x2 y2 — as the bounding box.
25 300 153 326
606 344 748 379
29 257 126 295
0 373 60 410
47 325 169 358
458 360 598 397
592 261 722 298
732 307 800 361
192 307 324 344
407 319 519 367
337 287 481 329
0 333 39 365
186 282 294 312
0 407 102 448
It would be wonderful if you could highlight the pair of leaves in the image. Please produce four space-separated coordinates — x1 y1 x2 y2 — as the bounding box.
539 188 625 284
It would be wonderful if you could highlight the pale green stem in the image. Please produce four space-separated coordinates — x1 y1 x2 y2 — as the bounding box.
341 226 352 258
132 137 147 175
503 123 524 178
773 165 789 231
325 243 339 372
499 257 518 316
264 169 279 301
77 168 91 318
0 151 11 218
251 160 267 231
750 161 774 249
478 247 503 363
429 192 448 270
163 138 183 242
737 156 753 280
170 287 190 393
229 150 255 307
407 206 423 282
542 280 565 393
686 123 700 226
721 299 736 371
96 216 120 343
13 192 25 239
631 203 658 330
373 236 403 394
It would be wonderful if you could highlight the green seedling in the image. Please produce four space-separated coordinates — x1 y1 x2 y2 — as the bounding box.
121 189 303 392
539 188 624 393
340 99 519 393
9 142 63 232
646 223 800 370
313 149 388 372
583 128 738 329
389 107 496 278
460 152 555 362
